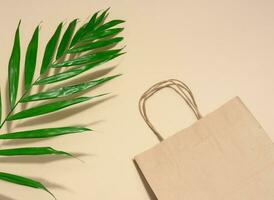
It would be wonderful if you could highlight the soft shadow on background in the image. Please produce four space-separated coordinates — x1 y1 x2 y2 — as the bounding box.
0 153 88 164
15 95 115 128
133 160 157 200
29 177 70 191
0 194 17 200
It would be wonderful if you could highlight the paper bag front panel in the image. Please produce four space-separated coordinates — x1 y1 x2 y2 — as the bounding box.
135 97 274 200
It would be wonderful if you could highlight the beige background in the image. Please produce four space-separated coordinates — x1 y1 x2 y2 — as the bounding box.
0 0 273 199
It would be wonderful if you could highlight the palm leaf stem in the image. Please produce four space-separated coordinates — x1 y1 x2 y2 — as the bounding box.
0 76 40 129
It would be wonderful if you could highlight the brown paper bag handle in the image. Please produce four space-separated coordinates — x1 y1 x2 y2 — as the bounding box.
139 79 202 141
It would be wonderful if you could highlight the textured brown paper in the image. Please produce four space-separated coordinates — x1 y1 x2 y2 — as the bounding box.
135 97 274 200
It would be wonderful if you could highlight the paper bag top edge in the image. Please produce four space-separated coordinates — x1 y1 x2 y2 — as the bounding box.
135 96 271 160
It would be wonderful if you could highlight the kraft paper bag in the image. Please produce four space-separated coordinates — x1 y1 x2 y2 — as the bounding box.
135 79 274 200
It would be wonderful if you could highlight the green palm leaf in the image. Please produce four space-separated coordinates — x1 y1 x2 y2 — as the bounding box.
96 19 125 32
40 22 62 74
70 10 99 47
0 127 90 139
0 147 71 157
94 8 109 27
81 28 124 42
21 75 119 102
67 37 123 53
8 21 21 108
81 10 100 35
24 25 39 91
7 96 93 121
70 25 86 47
56 19 77 59
70 8 113 48
35 54 123 85
0 172 54 198
51 48 122 68
0 8 125 197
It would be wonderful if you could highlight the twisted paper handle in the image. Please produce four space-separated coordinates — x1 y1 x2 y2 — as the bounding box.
139 79 202 141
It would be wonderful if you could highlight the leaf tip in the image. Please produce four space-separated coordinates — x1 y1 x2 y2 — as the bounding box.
105 7 111 12
45 188 57 200
38 21 43 29
58 21 64 29
118 52 127 56
107 74 122 81
121 45 127 50
83 127 93 131
18 20 22 27
115 73 123 77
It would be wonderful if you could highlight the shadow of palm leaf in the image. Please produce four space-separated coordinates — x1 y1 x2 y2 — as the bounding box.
15 95 115 128
0 153 88 164
0 194 17 200
28 177 69 191
44 66 117 92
